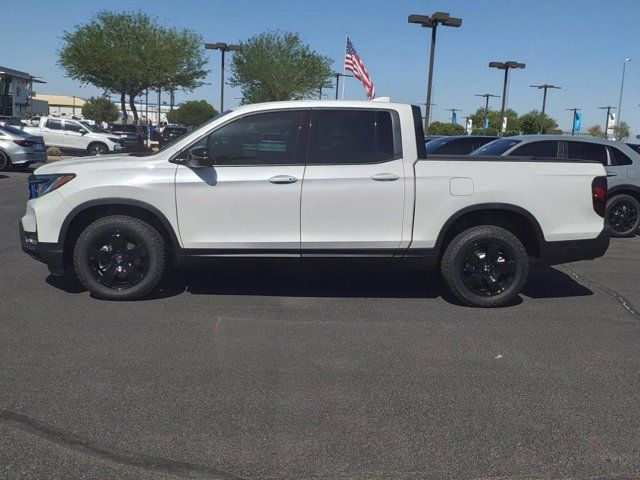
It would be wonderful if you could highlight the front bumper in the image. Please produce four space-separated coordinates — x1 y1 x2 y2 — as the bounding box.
19 224 65 275
538 230 610 265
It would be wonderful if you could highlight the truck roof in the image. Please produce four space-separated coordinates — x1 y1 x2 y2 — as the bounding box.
232 99 409 114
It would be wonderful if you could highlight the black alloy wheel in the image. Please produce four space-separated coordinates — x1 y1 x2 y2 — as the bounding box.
461 242 516 297
89 143 108 155
606 195 640 237
88 230 149 289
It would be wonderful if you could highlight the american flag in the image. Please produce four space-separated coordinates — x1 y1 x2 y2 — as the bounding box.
344 36 376 100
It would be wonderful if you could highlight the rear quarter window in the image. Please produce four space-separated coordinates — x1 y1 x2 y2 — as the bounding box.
566 141 607 165
609 147 634 166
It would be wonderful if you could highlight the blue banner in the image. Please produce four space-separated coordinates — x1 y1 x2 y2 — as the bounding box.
484 118 490 129
452 112 457 125
574 111 582 132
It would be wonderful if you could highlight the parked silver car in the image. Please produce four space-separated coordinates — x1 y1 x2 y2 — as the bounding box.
472 135 640 237
0 123 47 171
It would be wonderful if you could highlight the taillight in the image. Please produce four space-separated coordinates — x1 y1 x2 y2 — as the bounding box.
13 140 35 147
592 176 607 218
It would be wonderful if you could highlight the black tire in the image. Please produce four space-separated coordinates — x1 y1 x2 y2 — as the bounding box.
87 142 108 156
72 215 165 300
440 225 529 308
0 150 11 171
606 194 640 237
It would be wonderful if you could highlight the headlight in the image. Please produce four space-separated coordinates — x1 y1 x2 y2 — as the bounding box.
28 174 75 199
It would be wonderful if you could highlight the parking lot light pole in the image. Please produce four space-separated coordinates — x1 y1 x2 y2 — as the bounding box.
408 12 462 133
530 84 561 133
333 72 354 100
205 42 241 112
598 106 617 139
475 93 500 131
616 58 631 129
446 108 461 124
565 108 581 136
489 61 525 134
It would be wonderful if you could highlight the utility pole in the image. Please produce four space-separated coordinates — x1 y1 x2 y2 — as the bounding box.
598 106 617 139
333 72 354 100
565 108 581 136
408 11 462 133
489 61 526 134
475 93 499 130
616 58 631 129
205 42 242 112
530 84 561 133
446 108 461 124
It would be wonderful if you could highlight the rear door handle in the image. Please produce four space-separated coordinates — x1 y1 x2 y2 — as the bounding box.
269 175 298 184
371 173 400 182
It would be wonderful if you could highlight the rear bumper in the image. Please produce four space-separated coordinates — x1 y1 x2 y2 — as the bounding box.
538 230 610 265
11 151 48 165
19 224 65 275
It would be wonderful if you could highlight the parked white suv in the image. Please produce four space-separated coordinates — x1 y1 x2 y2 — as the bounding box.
24 116 124 155
20 100 609 307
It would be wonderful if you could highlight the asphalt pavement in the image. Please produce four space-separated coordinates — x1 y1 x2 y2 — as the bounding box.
1 168 639 480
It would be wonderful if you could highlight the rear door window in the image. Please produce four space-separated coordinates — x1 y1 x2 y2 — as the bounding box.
45 118 63 130
307 109 399 164
566 141 608 165
509 141 560 158
608 147 633 166
63 121 84 133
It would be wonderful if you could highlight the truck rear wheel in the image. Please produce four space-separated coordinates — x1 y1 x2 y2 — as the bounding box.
440 225 529 308
72 215 165 300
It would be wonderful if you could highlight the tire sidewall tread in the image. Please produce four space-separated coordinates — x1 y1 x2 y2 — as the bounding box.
606 194 640 238
72 215 165 300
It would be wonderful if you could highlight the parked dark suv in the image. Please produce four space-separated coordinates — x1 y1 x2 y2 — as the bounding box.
159 125 189 148
109 124 147 152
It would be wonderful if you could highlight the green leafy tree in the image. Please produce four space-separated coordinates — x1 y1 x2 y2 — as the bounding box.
81 96 119 124
469 107 519 133
427 121 466 136
588 125 605 138
166 100 218 127
471 127 499 136
518 110 559 134
229 31 333 103
59 11 207 122
613 121 631 141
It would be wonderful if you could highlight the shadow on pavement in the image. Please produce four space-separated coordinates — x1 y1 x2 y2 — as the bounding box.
44 264 593 304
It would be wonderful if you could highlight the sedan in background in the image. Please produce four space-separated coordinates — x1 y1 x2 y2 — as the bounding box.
472 135 640 237
426 135 497 155
0 123 47 171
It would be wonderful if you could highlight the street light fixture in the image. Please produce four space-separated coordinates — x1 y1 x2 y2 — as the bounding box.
408 11 462 132
489 61 525 134
530 84 561 133
475 93 500 130
565 108 581 136
616 58 631 130
333 72 354 100
598 105 617 139
205 42 241 112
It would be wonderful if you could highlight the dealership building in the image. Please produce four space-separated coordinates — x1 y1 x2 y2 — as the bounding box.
0 66 47 119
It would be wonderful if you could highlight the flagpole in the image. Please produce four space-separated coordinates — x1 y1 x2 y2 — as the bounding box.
341 33 348 100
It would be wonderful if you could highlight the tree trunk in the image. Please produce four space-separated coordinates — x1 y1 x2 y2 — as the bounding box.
128 94 139 123
120 92 127 124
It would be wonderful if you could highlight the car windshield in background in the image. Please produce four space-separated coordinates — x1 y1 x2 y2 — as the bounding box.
0 124 30 137
157 110 234 153
471 138 521 156
80 122 98 133
425 137 452 154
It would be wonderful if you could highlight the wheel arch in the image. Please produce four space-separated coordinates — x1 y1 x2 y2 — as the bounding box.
607 184 640 203
434 203 544 261
59 198 181 269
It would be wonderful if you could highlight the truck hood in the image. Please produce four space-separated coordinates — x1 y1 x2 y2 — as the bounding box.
34 154 154 174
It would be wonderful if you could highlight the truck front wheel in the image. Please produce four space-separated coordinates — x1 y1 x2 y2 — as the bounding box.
440 225 529 308
72 215 165 300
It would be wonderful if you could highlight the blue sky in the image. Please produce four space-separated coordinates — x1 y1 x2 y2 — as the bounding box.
2 0 639 136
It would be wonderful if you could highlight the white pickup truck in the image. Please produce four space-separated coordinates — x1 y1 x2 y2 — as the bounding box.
24 116 124 155
20 100 609 307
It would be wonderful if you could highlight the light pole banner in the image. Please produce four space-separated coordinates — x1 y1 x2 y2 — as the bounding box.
501 116 508 132
606 113 616 137
574 112 582 132
484 118 490 129
466 118 473 134
452 112 458 125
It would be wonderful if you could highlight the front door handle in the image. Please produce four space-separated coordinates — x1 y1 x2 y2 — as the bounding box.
269 175 298 184
371 173 400 182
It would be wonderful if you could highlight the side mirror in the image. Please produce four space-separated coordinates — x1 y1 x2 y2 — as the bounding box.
80 129 88 135
185 146 215 168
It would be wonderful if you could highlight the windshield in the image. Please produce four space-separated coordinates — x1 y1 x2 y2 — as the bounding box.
425 137 453 154
471 138 521 156
157 110 233 153
0 124 30 137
